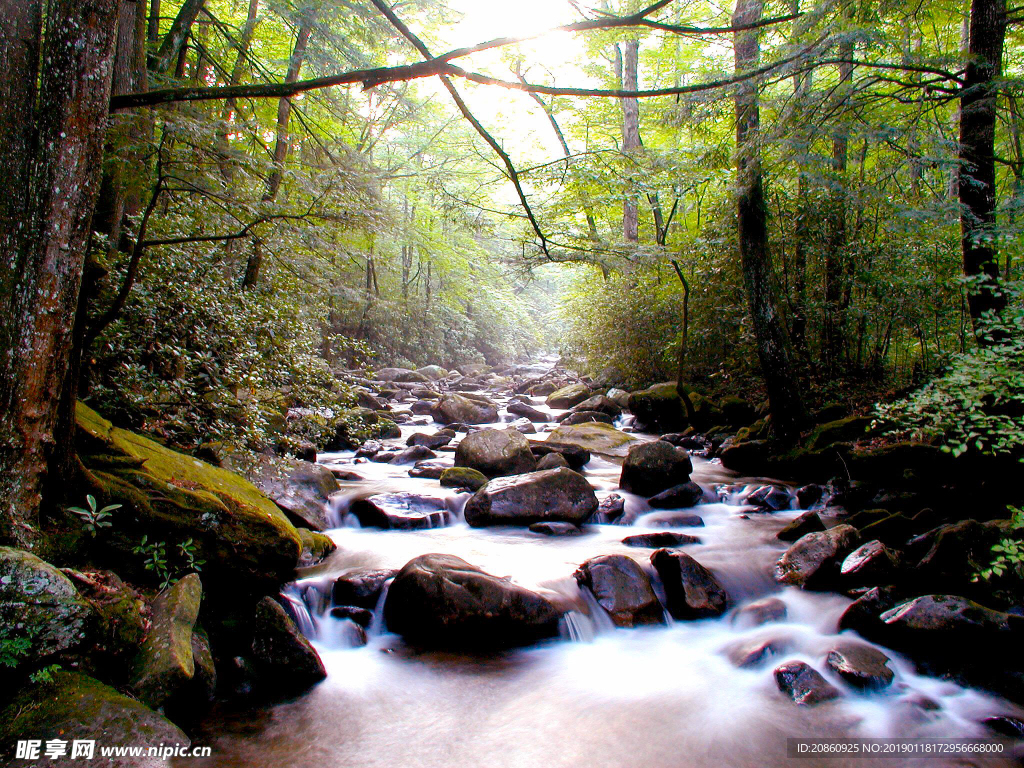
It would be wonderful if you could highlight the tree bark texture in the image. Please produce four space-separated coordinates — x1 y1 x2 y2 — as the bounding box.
0 0 119 548
733 0 806 443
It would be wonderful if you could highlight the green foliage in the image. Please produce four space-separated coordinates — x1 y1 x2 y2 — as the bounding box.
131 535 205 590
975 507 1024 582
0 635 31 669
66 495 120 537
877 288 1024 460
29 664 62 685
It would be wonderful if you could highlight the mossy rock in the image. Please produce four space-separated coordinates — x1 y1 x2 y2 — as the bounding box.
130 574 202 709
545 383 592 410
0 547 95 670
76 402 301 594
806 416 873 451
627 383 689 432
0 670 188 767
62 569 146 677
440 467 488 491
548 422 639 459
298 529 336 567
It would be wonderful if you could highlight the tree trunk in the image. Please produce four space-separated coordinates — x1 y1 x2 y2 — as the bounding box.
150 0 204 74
959 0 1007 330
733 0 806 444
241 13 313 289
0 0 119 548
218 0 260 182
621 40 640 243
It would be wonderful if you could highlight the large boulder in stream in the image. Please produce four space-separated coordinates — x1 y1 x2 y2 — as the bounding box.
241 455 339 531
508 401 549 422
650 549 728 620
627 383 688 432
430 393 499 425
0 670 188 768
0 547 95 670
455 427 538 478
251 596 327 694
574 555 665 627
463 467 599 528
349 493 451 530
545 383 592 409
383 554 563 649
548 422 639 459
773 524 859 589
75 402 301 594
416 365 448 380
619 440 693 497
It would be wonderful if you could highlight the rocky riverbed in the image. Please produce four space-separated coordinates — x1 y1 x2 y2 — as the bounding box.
178 356 1024 767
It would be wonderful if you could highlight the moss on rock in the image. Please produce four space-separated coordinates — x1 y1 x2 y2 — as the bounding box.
0 670 187 767
548 422 639 459
75 402 301 593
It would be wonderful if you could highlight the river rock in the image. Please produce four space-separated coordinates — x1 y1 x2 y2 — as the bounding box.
547 422 639 458
411 399 435 415
528 440 591 470
733 597 788 627
650 549 728 620
745 485 792 512
773 524 859 589
648 482 705 509
508 401 549 422
440 466 488 490
431 394 499 425
559 410 614 426
416 365 448 380
389 445 437 464
825 641 895 689
594 493 627 524
877 594 1023 656
839 540 901 587
774 661 841 706
622 532 700 548
455 427 537 478
545 383 592 409
356 390 388 411
63 568 146 668
464 467 599 527
407 432 454 450
251 597 326 694
0 670 188 767
536 452 570 470
645 511 705 528
349 493 451 529
331 605 374 627
530 521 583 536
574 555 665 627
332 569 397 608
776 510 826 541
606 387 631 409
837 586 898 637
726 636 788 668
620 441 693 497
627 382 688 432
383 554 563 649
0 547 95 669
571 394 622 418
130 574 202 708
376 367 430 383
248 456 342 528
407 461 448 479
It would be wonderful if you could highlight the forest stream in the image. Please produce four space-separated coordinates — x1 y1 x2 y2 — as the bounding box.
183 358 1023 768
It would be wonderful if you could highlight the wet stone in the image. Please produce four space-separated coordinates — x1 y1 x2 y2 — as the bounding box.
332 569 397 609
621 532 700 548
529 522 583 536
825 641 895 689
349 493 451 530
726 636 788 668
594 493 627 524
645 511 705 528
774 661 841 706
329 605 374 627
776 510 826 542
647 482 705 509
650 549 727 620
574 555 665 628
732 597 788 628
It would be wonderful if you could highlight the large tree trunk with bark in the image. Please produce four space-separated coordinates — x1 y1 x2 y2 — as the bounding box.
959 0 1007 331
0 0 119 548
621 40 640 243
733 0 806 444
242 12 314 289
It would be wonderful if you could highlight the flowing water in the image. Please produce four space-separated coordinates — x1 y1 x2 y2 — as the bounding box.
188 362 1023 767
